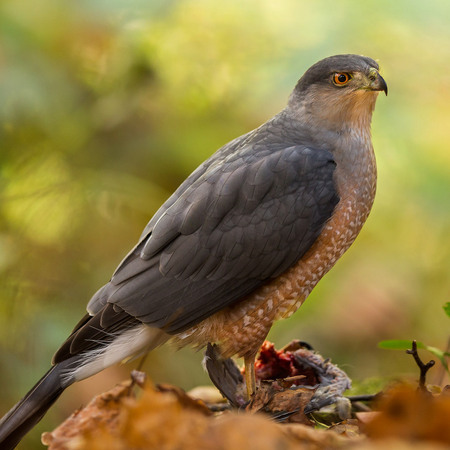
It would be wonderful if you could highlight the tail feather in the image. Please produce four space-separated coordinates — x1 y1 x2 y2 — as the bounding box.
0 363 74 450
0 324 165 448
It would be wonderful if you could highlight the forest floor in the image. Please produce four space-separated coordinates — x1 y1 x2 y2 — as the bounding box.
42 341 450 450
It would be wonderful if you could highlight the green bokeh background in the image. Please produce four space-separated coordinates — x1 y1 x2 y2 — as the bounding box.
1 0 449 448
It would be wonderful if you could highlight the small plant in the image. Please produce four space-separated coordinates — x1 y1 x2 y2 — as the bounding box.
378 303 450 379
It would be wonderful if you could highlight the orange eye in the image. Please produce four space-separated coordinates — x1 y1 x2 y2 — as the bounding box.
333 72 352 85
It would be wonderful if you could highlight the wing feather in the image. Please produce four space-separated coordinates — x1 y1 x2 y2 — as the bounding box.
85 143 339 334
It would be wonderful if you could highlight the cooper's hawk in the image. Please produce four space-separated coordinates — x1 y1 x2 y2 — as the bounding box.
0 54 387 449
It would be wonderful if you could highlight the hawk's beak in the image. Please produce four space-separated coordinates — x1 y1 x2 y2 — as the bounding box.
368 68 388 96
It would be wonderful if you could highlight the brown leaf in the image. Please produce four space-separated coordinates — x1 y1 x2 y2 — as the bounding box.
282 423 363 449
364 383 450 445
42 381 132 449
247 383 315 425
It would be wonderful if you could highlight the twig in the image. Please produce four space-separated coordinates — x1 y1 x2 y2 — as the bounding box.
406 340 435 392
271 409 300 422
347 393 379 403
351 401 372 412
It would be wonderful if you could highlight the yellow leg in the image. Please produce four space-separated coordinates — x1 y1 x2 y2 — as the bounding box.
244 355 256 399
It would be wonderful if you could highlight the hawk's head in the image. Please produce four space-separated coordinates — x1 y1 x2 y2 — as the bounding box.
289 54 387 131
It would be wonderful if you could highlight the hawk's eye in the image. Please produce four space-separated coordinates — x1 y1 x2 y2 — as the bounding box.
333 72 352 86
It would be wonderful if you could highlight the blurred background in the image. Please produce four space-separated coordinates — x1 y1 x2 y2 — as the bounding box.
0 0 449 447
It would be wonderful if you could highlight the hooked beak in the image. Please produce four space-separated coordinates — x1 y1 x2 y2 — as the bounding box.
368 67 388 96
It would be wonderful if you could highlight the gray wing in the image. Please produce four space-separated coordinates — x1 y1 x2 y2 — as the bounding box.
86 144 338 333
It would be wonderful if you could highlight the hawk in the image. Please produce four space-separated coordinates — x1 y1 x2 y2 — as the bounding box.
0 54 387 449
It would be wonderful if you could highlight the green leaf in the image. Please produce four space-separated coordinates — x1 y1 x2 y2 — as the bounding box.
424 345 445 359
378 341 449 376
378 340 426 350
424 345 450 375
444 303 450 318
